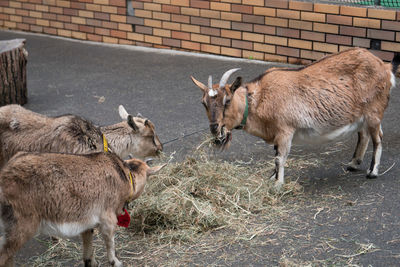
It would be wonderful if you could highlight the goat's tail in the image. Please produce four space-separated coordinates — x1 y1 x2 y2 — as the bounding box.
391 52 400 74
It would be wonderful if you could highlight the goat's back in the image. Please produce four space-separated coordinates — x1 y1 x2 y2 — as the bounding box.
252 48 393 129
0 105 104 166
0 152 129 222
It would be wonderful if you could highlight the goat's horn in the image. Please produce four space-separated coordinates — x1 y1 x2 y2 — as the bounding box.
219 68 241 89
208 75 213 89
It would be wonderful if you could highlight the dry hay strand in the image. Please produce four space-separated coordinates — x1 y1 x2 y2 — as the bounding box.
27 146 319 266
130 149 304 243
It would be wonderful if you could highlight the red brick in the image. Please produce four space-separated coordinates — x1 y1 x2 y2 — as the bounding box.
111 29 126 38
95 12 110 21
326 34 352 45
65 23 79 31
172 31 190 40
277 27 299 38
201 44 220 54
190 0 209 9
340 26 366 37
162 5 180 14
277 46 299 57
201 26 220 36
265 0 288 9
87 19 102 27
182 40 200 50
30 25 43 33
171 14 189 23
370 50 394 62
79 25 95 33
243 14 264 24
63 8 78 16
232 21 252 32
232 39 252 50
301 30 325 42
382 20 400 31
277 9 300 19
326 14 352 26
289 1 313 11
135 25 152 34
191 17 210 26
254 24 275 35
221 47 241 58
71 2 86 9
301 50 325 60
231 4 252 14
163 37 181 47
340 6 366 17
353 37 370 48
127 16 144 25
43 27 57 35
17 23 30 31
110 0 125 6
95 28 110 36
367 29 395 41
211 36 230 46
57 15 71 23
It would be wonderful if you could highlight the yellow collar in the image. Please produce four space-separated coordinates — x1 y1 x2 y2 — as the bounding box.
128 172 134 199
103 134 108 152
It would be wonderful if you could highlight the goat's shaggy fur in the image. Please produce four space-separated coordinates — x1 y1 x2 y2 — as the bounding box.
192 48 400 189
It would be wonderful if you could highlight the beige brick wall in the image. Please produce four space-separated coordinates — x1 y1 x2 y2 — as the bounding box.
1 0 400 63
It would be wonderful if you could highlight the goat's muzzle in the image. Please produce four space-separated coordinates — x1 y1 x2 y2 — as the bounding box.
209 123 219 135
213 127 232 150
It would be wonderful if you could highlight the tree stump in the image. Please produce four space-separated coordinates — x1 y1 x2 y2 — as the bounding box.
0 39 28 106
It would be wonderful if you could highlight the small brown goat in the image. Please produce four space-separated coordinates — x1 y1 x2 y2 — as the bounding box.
0 105 163 167
0 151 164 267
192 48 399 189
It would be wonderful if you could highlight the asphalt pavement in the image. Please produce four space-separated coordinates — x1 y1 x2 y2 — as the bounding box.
1 29 400 266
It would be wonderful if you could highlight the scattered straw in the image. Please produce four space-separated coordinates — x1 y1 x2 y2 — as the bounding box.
25 140 324 266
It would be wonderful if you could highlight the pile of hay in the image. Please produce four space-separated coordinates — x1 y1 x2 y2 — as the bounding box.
129 149 303 243
28 147 311 266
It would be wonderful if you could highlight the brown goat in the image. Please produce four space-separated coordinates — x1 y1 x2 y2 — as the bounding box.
0 151 164 267
0 105 163 168
192 48 399 189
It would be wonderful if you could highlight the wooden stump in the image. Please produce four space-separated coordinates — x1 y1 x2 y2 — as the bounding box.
0 39 28 106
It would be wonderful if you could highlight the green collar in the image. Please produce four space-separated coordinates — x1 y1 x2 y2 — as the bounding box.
237 92 248 129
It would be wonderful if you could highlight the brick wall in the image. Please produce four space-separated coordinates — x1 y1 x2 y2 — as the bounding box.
1 0 400 64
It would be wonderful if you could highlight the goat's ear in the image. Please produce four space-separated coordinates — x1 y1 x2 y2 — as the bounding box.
127 115 139 131
119 105 129 120
147 163 166 176
144 119 149 127
190 76 208 93
230 77 242 94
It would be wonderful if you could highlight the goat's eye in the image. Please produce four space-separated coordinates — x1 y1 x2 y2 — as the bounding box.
225 99 231 106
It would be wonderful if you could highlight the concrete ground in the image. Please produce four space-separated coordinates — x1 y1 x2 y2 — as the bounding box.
1 29 400 266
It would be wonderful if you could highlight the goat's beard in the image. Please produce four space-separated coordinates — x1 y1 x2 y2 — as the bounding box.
213 127 232 150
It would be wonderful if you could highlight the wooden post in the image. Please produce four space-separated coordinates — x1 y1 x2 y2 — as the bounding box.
0 39 28 106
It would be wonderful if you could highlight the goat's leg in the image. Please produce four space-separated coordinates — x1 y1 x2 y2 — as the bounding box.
348 128 370 171
367 124 383 179
272 133 293 189
99 214 122 267
0 218 38 267
82 229 98 267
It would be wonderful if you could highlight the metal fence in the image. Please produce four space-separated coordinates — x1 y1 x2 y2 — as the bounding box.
310 0 400 8
330 0 400 7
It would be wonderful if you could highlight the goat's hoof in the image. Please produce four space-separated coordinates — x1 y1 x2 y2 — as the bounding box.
273 181 284 192
84 259 98 267
346 165 359 172
366 172 378 179
367 170 378 179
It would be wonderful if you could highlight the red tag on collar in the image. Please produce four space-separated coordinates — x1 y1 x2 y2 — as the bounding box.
117 208 131 228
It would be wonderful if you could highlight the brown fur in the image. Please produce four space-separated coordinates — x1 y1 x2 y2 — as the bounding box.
192 48 398 189
0 151 162 267
0 105 162 168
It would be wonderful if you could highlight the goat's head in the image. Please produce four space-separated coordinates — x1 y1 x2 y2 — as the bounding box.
191 68 242 149
124 158 166 199
118 105 163 159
